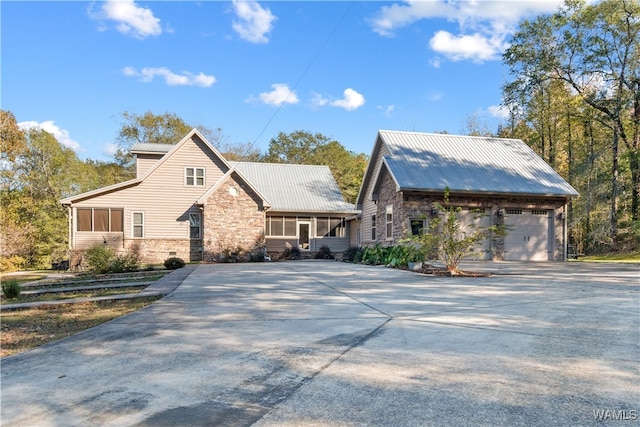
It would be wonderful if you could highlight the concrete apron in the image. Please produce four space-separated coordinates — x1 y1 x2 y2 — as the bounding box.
1 260 638 427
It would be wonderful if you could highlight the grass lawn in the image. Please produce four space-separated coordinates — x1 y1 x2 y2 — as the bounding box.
579 251 640 262
0 270 169 358
0 297 161 358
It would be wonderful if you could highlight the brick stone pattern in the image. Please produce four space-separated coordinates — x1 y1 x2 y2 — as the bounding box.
370 167 569 260
202 172 266 262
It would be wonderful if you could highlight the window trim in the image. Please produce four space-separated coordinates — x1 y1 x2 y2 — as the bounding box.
409 217 427 236
189 213 202 240
132 211 144 238
371 214 376 241
385 205 393 240
76 208 123 232
185 167 205 187
316 216 346 238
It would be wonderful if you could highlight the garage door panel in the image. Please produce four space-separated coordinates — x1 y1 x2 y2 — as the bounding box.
504 210 550 261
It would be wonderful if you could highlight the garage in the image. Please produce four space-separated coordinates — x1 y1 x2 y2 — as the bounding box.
457 208 492 260
504 209 552 261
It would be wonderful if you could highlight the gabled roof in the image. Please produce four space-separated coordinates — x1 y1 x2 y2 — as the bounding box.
358 130 578 204
196 167 271 208
61 128 229 204
232 162 357 213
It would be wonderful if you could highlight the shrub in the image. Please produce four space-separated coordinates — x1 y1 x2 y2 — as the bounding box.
2 279 21 299
110 252 140 273
85 244 140 274
0 256 26 273
280 246 302 260
85 244 116 274
342 246 363 262
164 257 186 270
360 244 390 265
315 245 334 259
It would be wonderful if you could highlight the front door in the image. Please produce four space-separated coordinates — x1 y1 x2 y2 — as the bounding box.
298 222 310 250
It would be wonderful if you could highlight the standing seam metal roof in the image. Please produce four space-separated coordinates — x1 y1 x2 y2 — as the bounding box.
232 162 356 212
378 130 579 197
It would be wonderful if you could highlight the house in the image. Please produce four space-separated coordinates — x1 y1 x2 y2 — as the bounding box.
60 129 357 264
355 130 579 261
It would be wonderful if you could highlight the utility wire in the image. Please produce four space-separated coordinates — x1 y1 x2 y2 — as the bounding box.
242 1 355 160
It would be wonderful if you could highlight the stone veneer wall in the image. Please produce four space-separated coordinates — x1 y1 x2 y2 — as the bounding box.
371 166 569 260
202 172 266 262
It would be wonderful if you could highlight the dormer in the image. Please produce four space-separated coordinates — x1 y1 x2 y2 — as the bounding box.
131 143 174 178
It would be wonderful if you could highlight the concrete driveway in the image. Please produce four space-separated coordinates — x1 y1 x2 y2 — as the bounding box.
1 261 638 426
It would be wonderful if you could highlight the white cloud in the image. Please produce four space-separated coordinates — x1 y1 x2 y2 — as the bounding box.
330 88 365 111
249 83 299 106
91 0 162 39
18 121 82 152
429 30 505 62
123 67 216 87
103 143 118 157
232 0 277 44
370 0 563 63
377 104 395 117
488 104 510 120
310 92 329 108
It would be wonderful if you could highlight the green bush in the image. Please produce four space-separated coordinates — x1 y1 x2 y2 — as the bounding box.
342 246 363 262
360 244 391 265
315 245 334 259
2 279 21 299
85 244 140 274
164 257 186 269
280 246 302 260
110 252 140 273
85 244 116 274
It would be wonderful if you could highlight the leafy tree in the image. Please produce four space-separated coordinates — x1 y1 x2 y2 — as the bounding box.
503 0 640 249
0 110 26 164
1 127 85 269
114 111 193 174
263 130 367 203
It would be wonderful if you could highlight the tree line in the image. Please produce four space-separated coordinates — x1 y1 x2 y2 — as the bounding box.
1 0 637 271
499 0 639 253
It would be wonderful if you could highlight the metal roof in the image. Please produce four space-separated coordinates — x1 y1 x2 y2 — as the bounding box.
131 143 173 154
233 162 357 213
378 130 579 197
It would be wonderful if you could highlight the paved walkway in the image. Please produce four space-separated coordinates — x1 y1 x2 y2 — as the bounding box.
1 261 638 426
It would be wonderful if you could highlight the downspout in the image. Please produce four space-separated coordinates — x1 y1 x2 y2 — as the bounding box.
67 205 72 253
563 203 568 262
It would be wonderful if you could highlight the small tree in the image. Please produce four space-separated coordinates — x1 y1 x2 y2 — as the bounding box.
409 192 504 275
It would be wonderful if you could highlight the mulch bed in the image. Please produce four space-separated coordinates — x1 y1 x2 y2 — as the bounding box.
420 267 491 277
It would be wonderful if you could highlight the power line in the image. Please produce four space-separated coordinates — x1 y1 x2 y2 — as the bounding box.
242 1 355 160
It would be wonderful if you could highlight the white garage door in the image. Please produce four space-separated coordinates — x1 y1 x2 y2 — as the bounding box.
457 208 492 260
504 209 551 261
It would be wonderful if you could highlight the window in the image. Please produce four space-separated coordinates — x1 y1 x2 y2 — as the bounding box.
317 217 345 238
506 209 522 215
532 209 548 215
132 212 144 238
266 216 297 237
189 213 201 239
185 167 205 186
371 215 376 240
77 208 123 232
410 218 426 236
386 205 393 239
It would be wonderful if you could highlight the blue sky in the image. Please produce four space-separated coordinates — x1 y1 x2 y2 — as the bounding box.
3 0 563 161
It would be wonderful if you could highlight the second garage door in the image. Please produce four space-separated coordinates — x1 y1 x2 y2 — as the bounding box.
504 209 551 261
